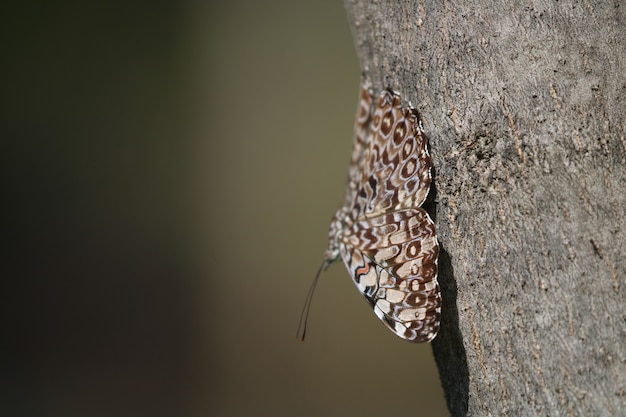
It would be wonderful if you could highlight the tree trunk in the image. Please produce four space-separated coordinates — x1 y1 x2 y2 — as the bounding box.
343 1 626 415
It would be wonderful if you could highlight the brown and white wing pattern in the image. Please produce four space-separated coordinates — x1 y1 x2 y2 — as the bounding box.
351 88 432 219
326 80 440 343
341 79 374 213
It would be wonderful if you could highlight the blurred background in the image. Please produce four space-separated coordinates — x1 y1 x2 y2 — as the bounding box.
2 1 447 416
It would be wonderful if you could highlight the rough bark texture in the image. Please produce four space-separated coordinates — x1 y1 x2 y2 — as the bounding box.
343 1 626 416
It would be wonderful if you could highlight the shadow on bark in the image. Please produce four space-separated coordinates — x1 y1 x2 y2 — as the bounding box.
425 165 468 416
432 247 469 417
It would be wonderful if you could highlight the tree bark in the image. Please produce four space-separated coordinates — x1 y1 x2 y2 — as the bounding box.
343 1 626 416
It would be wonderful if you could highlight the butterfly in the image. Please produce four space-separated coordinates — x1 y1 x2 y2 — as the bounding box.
299 79 440 343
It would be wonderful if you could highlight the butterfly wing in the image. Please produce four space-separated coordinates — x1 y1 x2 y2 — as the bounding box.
339 209 440 342
342 79 374 212
351 89 432 219
325 81 440 342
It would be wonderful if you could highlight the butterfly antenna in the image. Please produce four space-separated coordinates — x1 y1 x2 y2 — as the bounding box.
296 259 328 342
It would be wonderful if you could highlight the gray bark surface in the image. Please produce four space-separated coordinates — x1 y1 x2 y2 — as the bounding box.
343 1 626 416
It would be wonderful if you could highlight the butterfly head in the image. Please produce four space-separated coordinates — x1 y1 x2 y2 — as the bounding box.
324 210 347 266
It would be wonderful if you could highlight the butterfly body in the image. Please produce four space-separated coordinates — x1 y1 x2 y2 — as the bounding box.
326 81 441 343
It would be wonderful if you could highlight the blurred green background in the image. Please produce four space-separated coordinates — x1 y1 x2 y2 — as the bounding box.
3 1 447 416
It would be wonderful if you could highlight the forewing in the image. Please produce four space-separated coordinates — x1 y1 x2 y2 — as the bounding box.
339 209 440 342
351 89 432 219
342 79 374 210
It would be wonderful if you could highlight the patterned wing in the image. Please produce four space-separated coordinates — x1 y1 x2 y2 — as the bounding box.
342 80 374 210
338 209 440 342
322 79 440 343
350 89 432 219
